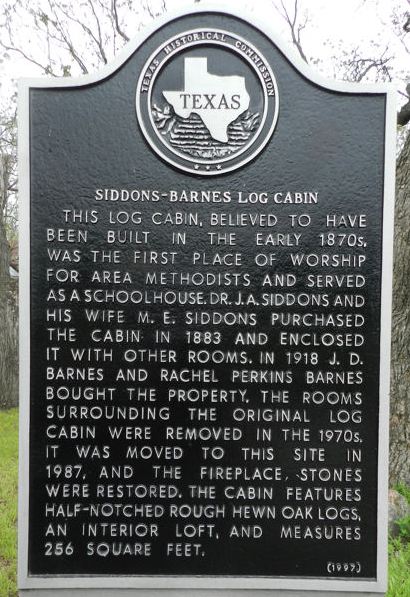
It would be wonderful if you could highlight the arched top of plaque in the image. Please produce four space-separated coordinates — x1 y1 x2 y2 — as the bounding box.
19 2 394 177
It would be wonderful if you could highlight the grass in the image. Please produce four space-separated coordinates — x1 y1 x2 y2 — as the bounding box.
396 482 410 505
0 407 409 596
0 408 18 597
388 538 410 596
388 484 410 596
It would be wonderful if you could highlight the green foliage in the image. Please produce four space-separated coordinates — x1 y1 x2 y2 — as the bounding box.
395 516 410 542
388 538 410 596
0 408 18 597
395 483 410 505
392 484 410 542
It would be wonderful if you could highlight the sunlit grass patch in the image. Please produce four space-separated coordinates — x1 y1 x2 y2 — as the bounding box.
0 408 18 597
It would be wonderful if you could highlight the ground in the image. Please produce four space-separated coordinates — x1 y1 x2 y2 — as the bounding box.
0 408 18 597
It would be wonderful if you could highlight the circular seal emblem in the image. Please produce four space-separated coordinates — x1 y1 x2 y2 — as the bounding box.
136 29 279 175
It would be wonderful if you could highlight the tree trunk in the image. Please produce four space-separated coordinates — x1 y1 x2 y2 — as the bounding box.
390 131 410 486
0 156 18 409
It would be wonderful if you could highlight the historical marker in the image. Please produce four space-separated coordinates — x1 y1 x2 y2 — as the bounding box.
19 5 395 596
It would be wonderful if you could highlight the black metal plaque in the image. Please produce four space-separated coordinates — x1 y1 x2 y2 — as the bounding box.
20 6 393 594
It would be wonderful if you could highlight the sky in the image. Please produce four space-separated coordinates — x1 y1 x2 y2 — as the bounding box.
0 0 408 108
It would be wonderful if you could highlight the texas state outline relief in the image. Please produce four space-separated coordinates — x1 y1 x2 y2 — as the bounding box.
163 57 250 142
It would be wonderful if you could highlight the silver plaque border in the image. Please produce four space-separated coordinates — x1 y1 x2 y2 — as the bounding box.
18 2 395 594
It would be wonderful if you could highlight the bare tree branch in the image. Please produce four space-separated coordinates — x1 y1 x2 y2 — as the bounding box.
275 0 309 63
87 0 108 63
398 83 410 126
58 2 107 65
341 46 393 83
45 0 89 74
0 42 53 75
111 0 129 42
